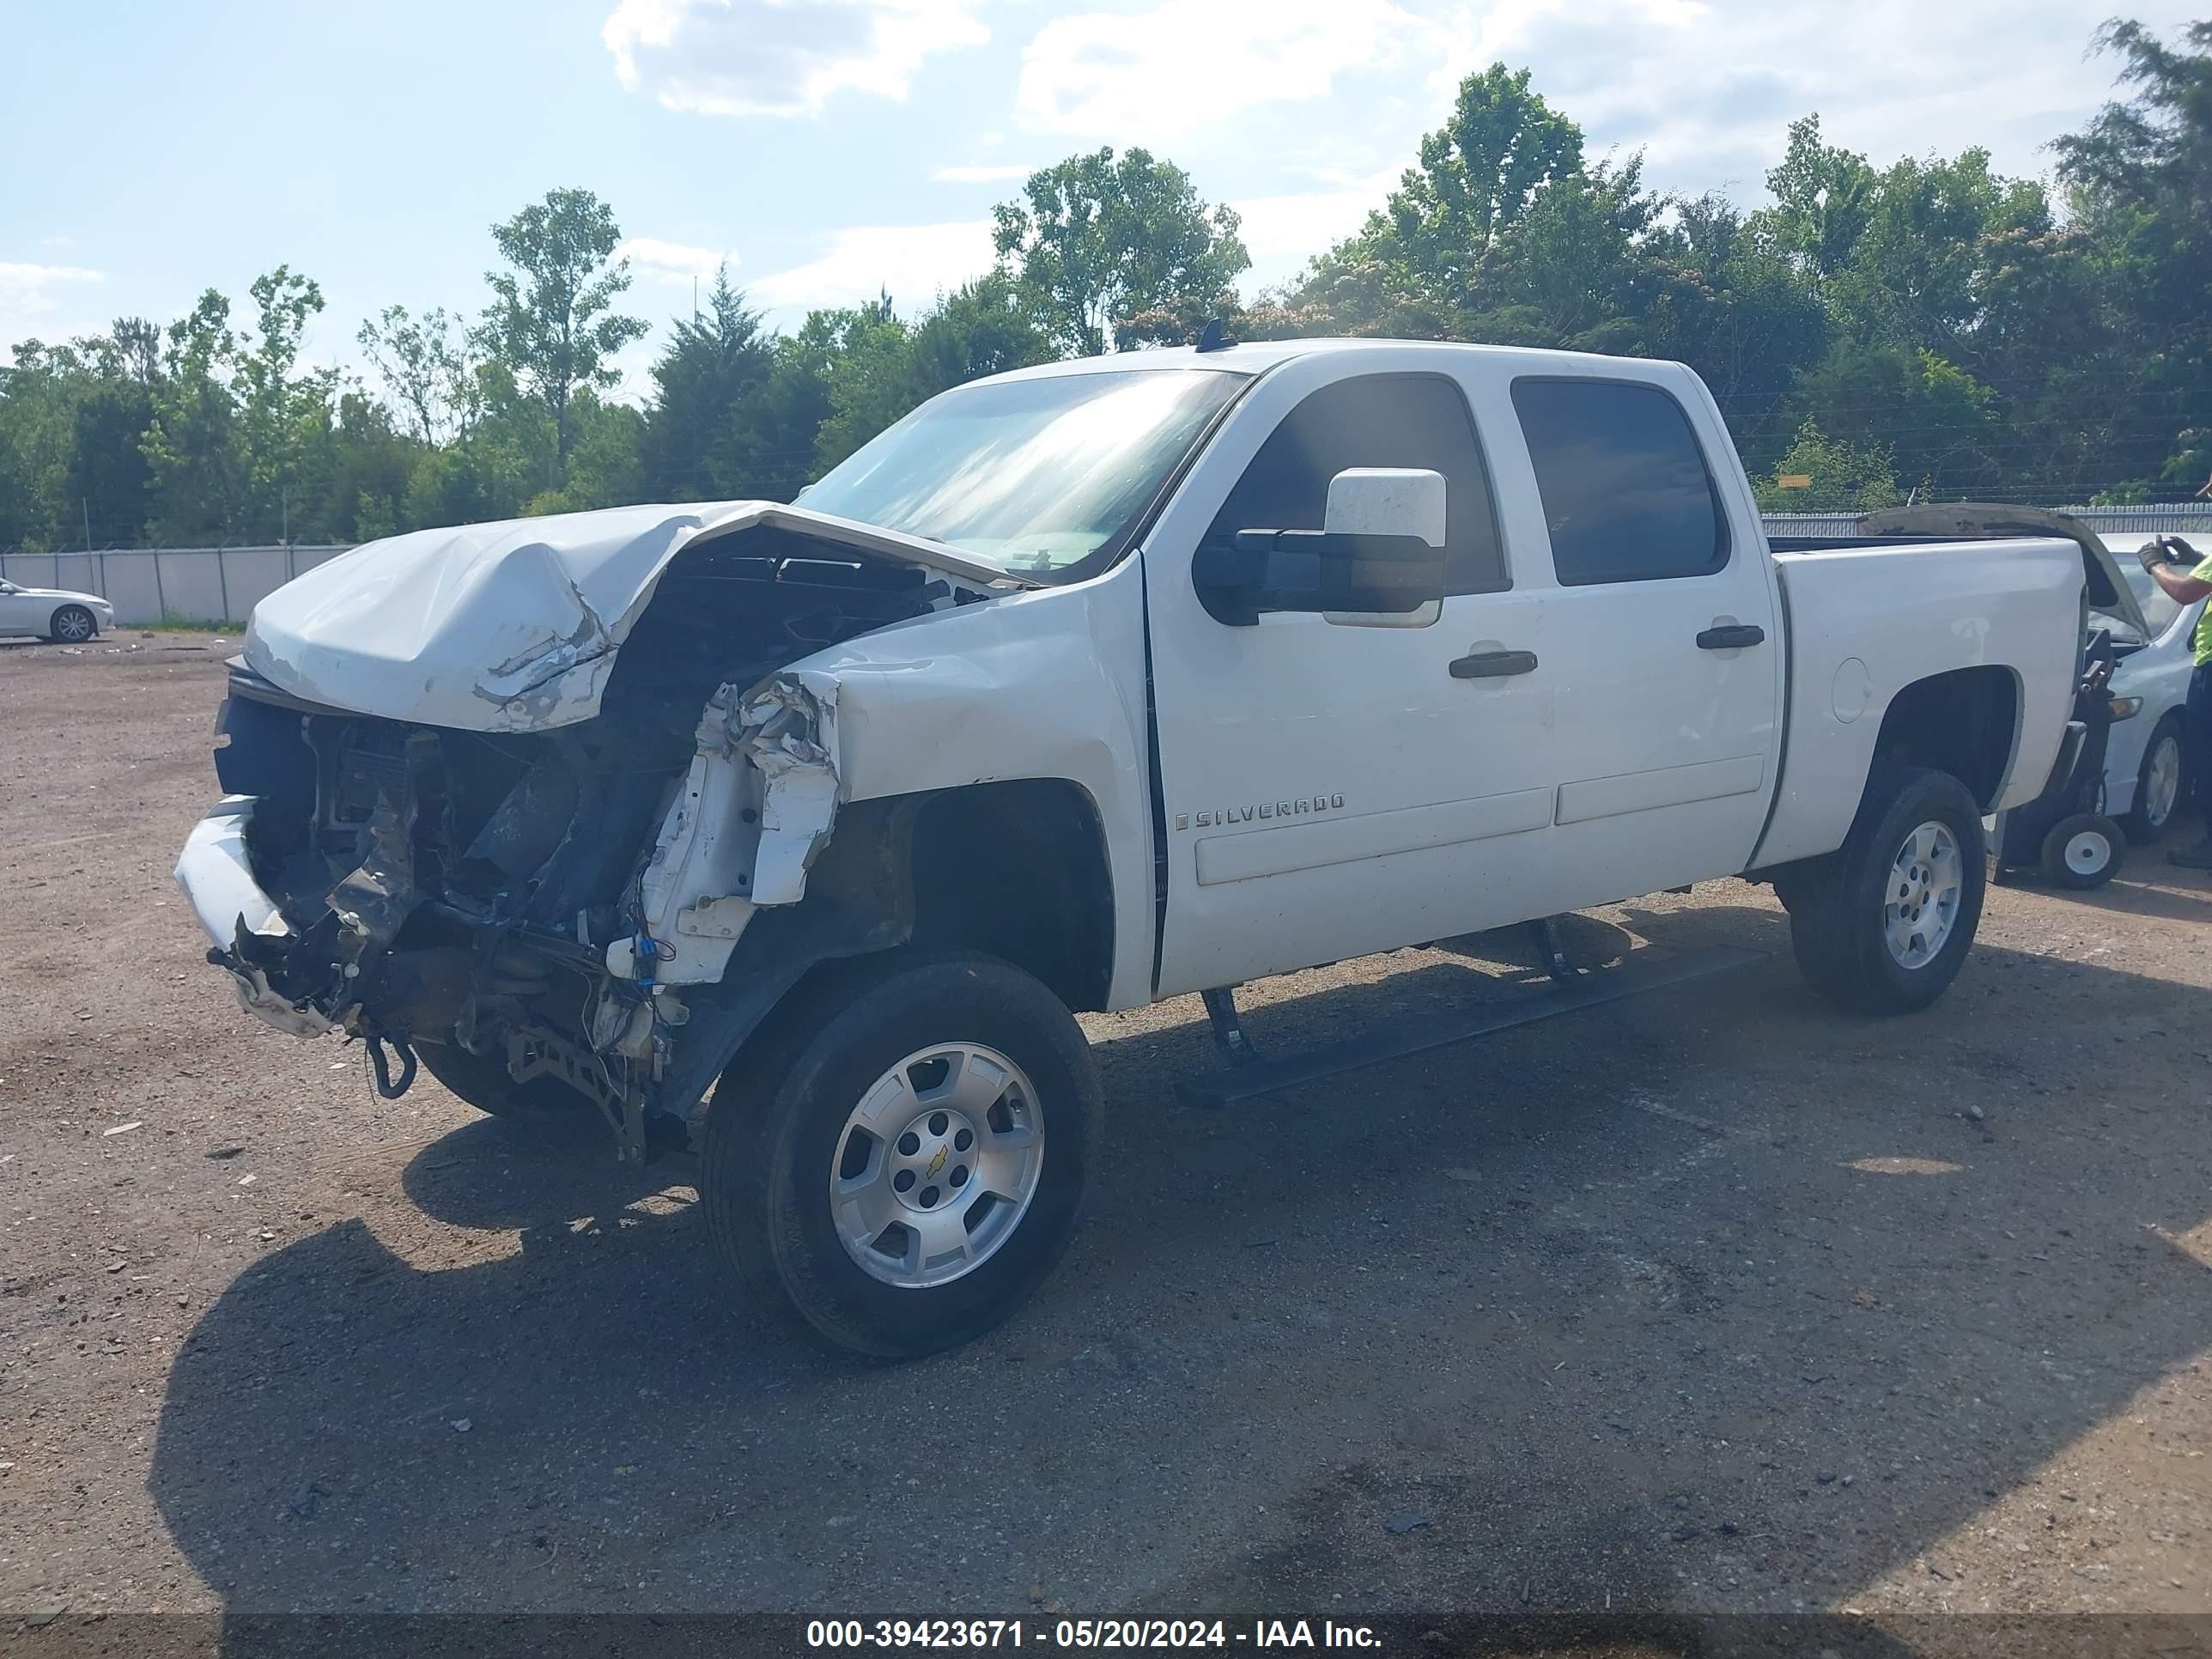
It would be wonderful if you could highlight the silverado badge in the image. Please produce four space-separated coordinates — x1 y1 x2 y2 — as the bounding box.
1176 794 1345 830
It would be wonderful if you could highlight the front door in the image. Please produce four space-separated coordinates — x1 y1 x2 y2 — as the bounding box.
0 582 40 635
1143 354 1560 999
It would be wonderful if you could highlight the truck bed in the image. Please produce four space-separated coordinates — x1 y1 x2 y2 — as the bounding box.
1753 536 2085 868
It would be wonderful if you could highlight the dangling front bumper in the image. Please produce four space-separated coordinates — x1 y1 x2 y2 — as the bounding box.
174 796 341 1038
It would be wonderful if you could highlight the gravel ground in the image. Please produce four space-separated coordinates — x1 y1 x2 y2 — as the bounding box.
3 633 2209 1643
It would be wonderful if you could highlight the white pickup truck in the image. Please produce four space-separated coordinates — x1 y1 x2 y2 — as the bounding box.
178 338 2123 1357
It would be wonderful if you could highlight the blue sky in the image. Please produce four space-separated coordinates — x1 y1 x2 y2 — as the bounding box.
3 0 2200 397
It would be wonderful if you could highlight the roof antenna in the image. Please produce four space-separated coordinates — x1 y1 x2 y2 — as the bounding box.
1194 317 1234 353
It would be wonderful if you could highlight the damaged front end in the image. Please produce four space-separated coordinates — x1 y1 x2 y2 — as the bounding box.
177 520 994 1158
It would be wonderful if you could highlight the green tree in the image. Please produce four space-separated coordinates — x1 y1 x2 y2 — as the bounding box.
902 273 1056 399
2057 18 2212 495
1463 155 1663 351
0 325 171 549
234 266 337 541
993 148 1249 356
1269 63 1678 356
523 392 648 515
319 391 418 543
1328 64 1586 313
358 304 479 445
1969 225 2168 498
1753 421 1902 512
1639 197 1829 471
1756 116 1879 281
707 313 848 500
809 277 1058 467
143 291 247 544
480 188 648 489
639 265 772 499
0 340 90 548
100 317 162 388
811 295 915 470
70 318 163 545
1783 340 1998 496
403 356 556 526
1832 151 2050 353
404 428 537 531
67 377 155 546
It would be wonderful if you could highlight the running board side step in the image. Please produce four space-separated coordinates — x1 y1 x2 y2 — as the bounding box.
1172 945 1771 1109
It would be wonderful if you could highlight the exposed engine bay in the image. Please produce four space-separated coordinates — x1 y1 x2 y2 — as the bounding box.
191 522 1005 1158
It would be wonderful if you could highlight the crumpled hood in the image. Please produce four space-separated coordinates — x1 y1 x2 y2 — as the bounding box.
242 500 1026 731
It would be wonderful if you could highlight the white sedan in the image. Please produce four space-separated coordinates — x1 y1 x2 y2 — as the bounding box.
0 578 114 643
2107 562 2207 842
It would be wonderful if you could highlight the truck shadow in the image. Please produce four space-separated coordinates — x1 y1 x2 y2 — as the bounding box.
147 896 2212 1628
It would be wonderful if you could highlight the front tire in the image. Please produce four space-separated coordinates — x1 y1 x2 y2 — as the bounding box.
702 951 1101 1361
47 604 97 643
1785 765 1987 1015
2124 719 2185 843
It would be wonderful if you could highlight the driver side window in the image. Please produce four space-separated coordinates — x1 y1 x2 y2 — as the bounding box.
1204 373 1508 595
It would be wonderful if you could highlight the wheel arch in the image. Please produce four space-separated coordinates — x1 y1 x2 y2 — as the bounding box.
904 777 1116 1013
655 777 1115 1136
1869 664 2022 812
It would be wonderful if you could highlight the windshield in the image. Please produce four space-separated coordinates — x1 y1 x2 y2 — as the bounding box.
798 368 1249 578
2118 564 2187 643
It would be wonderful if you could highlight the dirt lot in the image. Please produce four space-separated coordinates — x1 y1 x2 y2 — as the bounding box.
3 634 2210 1639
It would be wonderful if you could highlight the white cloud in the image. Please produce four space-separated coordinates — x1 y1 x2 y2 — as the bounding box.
749 221 996 313
1231 170 1399 263
1401 0 2196 198
1015 0 1428 141
0 261 106 354
607 333 664 408
603 0 989 118
1000 0 2191 245
618 237 739 284
931 163 1037 185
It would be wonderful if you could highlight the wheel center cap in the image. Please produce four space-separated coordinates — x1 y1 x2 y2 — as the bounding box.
887 1109 976 1215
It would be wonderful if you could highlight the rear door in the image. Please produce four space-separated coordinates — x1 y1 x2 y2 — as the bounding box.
1502 374 1784 898
1143 351 1561 998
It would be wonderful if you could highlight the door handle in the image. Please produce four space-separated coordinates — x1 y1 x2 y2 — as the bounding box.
1449 649 1539 679
1695 623 1765 650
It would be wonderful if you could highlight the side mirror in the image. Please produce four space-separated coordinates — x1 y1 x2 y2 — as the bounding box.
1194 468 1447 627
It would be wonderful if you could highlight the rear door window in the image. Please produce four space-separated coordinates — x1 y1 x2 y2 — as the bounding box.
1510 379 1729 585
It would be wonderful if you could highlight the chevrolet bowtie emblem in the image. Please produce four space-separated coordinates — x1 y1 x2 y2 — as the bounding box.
926 1145 949 1178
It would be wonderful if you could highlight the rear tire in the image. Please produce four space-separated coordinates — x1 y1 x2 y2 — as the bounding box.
1785 765 1987 1015
2124 719 2185 844
417 1039 597 1123
47 604 96 643
702 951 1101 1361
2040 811 2125 890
